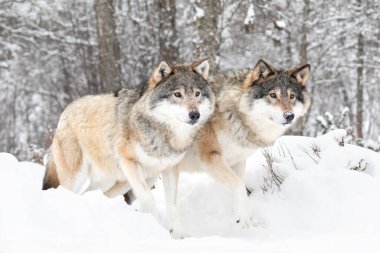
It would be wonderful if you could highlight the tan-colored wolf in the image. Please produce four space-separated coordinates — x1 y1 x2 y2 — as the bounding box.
42 59 215 223
162 59 311 238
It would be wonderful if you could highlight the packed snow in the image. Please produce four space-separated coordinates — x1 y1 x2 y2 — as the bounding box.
1 130 380 252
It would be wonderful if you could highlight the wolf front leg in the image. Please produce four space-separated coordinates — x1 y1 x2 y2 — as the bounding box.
162 166 186 239
117 146 155 213
202 154 253 228
120 160 155 213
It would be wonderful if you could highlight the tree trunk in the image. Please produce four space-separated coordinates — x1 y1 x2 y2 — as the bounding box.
192 0 221 71
355 0 364 139
289 0 310 135
58 47 73 106
356 29 364 139
158 0 179 63
94 0 121 92
299 0 309 65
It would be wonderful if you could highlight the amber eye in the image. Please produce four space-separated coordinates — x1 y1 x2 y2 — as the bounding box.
290 94 295 99
195 91 201 97
270 93 276 98
174 92 182 98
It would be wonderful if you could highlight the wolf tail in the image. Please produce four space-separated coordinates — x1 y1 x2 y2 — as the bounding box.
42 154 60 190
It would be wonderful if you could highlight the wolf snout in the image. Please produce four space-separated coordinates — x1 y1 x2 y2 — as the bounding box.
188 110 200 124
283 111 295 123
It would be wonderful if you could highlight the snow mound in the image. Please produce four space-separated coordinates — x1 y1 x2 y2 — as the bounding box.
1 130 380 252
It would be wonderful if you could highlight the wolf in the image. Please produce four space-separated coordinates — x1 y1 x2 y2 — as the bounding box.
42 59 215 218
163 59 311 237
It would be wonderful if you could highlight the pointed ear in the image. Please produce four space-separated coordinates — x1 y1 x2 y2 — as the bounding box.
291 64 311 86
243 59 274 88
193 59 210 80
149 61 173 88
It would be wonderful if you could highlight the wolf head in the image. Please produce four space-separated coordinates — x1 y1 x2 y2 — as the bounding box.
241 59 311 128
147 59 215 127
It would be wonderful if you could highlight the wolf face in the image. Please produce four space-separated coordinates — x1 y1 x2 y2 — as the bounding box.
148 60 214 127
242 59 311 128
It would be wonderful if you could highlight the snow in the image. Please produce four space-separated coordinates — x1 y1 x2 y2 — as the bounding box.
244 3 255 26
192 3 205 21
316 115 328 128
275 20 286 29
273 0 288 9
1 130 380 252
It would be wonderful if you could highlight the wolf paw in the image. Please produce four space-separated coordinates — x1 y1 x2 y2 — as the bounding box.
169 228 187 239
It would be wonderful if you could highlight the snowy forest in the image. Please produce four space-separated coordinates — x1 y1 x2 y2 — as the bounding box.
1 0 380 161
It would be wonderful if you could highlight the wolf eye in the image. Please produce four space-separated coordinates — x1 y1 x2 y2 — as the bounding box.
195 91 201 97
290 94 295 99
270 93 276 98
174 92 182 98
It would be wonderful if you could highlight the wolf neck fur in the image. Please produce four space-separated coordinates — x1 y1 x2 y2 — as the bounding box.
132 103 196 156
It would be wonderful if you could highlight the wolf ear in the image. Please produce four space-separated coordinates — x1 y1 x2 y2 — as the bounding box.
243 59 274 88
149 61 173 88
291 64 311 86
193 59 210 80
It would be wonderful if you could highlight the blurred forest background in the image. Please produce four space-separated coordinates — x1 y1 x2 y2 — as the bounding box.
1 0 380 161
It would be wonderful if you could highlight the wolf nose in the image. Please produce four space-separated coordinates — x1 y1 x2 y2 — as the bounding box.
283 111 295 123
189 110 200 123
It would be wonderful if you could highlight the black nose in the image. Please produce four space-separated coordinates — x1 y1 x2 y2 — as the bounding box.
283 111 295 122
189 110 200 123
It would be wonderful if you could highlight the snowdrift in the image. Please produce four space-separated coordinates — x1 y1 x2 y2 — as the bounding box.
1 130 380 253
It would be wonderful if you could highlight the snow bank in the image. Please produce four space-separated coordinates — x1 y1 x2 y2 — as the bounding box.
1 130 380 252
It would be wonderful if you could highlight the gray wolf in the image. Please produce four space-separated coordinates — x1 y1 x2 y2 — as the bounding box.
164 59 311 237
42 59 215 221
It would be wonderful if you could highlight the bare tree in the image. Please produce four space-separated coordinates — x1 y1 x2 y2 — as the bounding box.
192 0 222 70
157 0 179 63
299 0 309 65
293 0 310 135
94 0 121 91
355 0 364 139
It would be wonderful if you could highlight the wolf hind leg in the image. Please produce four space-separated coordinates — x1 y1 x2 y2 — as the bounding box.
104 181 131 198
52 132 87 194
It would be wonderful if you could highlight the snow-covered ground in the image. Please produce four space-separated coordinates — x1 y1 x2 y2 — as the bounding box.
1 130 380 253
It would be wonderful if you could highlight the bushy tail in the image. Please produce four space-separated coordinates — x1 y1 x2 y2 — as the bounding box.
42 154 60 190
